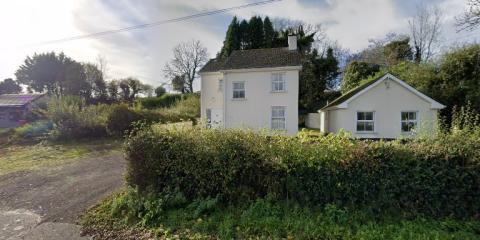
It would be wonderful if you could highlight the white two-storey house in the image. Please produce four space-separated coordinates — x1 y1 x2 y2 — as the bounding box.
199 36 302 135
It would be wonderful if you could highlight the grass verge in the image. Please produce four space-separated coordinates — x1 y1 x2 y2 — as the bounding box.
81 188 480 240
0 138 122 176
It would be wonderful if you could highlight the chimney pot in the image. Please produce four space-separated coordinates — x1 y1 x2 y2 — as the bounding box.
288 35 297 51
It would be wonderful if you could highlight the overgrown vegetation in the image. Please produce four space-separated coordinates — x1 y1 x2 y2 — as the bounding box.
82 189 480 239
34 93 200 140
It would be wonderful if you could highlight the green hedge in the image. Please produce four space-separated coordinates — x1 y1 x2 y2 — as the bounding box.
124 126 480 217
137 94 182 109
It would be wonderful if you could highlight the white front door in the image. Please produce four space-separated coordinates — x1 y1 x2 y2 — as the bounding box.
206 108 223 128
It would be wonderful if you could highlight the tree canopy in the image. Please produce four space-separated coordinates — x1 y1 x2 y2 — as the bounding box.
0 78 22 94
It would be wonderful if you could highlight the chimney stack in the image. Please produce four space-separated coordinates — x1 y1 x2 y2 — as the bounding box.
288 35 297 51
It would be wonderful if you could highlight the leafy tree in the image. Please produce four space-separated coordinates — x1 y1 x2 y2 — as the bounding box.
15 52 90 97
341 61 381 93
383 38 413 66
0 78 21 94
219 16 241 58
83 63 107 101
164 40 208 93
155 86 166 97
438 44 480 114
300 48 340 111
263 17 276 48
107 80 119 101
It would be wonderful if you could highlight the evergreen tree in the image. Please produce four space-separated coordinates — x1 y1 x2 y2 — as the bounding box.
219 16 241 58
299 48 340 111
239 19 249 49
383 38 413 66
248 16 265 49
263 17 276 48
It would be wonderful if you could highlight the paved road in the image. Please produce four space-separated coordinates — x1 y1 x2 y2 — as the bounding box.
0 153 125 240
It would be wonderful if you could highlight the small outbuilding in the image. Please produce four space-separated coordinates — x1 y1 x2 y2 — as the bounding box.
319 73 445 139
0 94 45 128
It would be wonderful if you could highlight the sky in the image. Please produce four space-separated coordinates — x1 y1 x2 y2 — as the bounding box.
0 0 479 90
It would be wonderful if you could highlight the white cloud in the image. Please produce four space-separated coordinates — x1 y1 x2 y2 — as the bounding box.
0 0 477 89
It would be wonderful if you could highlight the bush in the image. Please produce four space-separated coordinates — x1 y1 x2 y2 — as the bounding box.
125 125 480 217
137 94 182 109
106 104 144 136
45 96 110 140
12 120 53 140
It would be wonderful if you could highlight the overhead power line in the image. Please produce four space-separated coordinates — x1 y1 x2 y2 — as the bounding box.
33 0 282 46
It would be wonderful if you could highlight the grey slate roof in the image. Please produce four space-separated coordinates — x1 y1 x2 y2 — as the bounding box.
0 94 44 108
200 48 303 73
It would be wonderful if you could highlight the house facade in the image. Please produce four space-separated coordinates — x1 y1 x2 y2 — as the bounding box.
199 36 302 135
0 94 45 128
319 73 445 139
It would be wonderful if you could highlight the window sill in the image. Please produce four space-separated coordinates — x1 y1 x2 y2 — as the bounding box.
231 98 247 101
355 131 377 134
270 91 287 93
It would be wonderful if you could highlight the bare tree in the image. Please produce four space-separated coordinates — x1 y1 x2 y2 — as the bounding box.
408 5 443 63
96 55 109 80
456 0 480 31
163 40 208 93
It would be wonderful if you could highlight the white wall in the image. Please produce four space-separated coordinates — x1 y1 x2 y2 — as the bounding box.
305 113 320 129
224 69 299 135
200 72 224 122
201 68 300 135
323 79 439 139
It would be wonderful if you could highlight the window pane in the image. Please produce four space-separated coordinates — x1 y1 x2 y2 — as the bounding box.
401 112 408 121
365 112 373 120
356 122 365 131
365 122 374 131
233 82 244 90
409 112 416 120
401 122 409 132
357 112 364 120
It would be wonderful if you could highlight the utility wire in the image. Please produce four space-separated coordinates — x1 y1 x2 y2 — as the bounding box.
32 0 282 46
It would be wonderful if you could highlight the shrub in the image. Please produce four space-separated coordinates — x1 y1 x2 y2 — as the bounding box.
12 120 53 140
125 125 480 217
106 104 144 136
138 94 182 109
45 96 110 140
159 93 200 124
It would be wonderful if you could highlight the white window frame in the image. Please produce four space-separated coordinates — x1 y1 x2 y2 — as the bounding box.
271 106 287 131
232 81 245 99
271 72 286 92
356 111 375 133
401 111 419 133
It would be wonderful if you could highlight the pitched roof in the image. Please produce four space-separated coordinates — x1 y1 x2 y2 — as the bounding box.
0 94 45 108
321 73 445 110
199 48 302 73
321 75 384 110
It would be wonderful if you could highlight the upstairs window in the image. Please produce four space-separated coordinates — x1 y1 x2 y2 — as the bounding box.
271 106 286 130
356 111 374 132
271 73 286 92
401 112 418 132
232 81 245 99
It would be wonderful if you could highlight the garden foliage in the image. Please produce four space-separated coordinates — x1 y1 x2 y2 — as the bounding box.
125 124 480 217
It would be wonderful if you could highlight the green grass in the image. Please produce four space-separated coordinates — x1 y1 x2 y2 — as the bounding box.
0 139 122 176
81 189 480 240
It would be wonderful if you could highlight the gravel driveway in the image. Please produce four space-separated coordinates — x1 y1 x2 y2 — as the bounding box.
0 152 125 239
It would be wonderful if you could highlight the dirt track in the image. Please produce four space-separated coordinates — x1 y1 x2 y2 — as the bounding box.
0 153 125 239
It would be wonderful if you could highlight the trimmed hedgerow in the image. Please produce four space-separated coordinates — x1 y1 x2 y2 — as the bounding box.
124 125 480 217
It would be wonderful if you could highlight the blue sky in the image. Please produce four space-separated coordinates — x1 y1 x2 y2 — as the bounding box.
0 0 478 89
